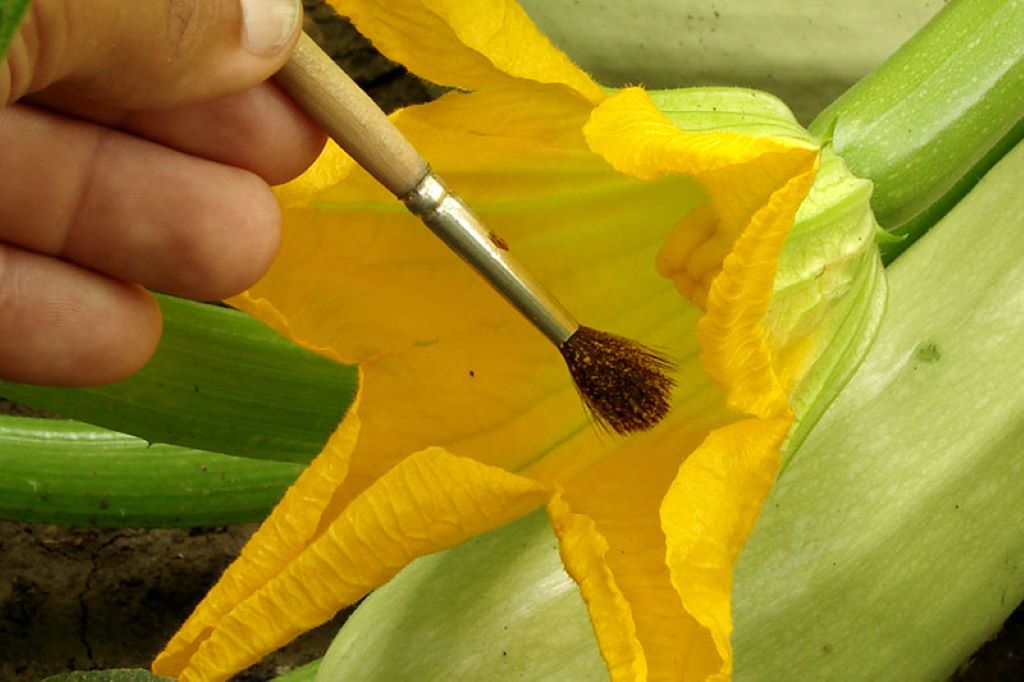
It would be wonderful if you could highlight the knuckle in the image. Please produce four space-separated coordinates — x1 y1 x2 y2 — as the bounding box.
0 246 27 324
165 0 204 55
63 127 109 257
190 175 279 299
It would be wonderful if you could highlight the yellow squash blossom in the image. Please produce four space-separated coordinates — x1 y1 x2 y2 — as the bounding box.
153 1 880 680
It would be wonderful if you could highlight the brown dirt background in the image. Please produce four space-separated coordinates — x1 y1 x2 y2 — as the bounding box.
0 2 1021 680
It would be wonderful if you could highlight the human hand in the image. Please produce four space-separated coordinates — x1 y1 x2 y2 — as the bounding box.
0 0 324 385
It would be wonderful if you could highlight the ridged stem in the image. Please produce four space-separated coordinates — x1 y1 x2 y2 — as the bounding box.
809 0 1024 261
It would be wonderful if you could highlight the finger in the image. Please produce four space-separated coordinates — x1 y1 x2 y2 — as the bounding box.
0 104 280 301
28 82 326 185
4 0 302 108
0 244 162 386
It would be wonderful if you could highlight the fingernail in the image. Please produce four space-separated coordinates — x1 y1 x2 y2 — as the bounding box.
240 0 301 55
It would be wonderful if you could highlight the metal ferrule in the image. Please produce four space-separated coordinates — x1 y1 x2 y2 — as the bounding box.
403 171 578 347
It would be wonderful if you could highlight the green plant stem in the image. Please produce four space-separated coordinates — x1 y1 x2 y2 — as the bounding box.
0 415 301 527
810 0 1024 262
0 294 354 463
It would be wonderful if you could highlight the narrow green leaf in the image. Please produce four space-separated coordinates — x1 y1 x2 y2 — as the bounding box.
0 415 301 527
0 294 354 463
810 0 1024 261
0 0 30 60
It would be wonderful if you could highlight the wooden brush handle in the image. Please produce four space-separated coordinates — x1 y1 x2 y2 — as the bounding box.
276 32 429 197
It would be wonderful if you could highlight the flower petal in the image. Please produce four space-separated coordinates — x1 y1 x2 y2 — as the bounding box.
549 415 741 680
661 416 793 681
152 394 363 676
205 72 825 682
330 0 604 102
699 160 818 418
233 90 712 481
548 491 646 680
585 87 819 418
157 444 549 681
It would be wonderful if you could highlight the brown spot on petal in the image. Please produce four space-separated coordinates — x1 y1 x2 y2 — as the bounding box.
488 232 509 251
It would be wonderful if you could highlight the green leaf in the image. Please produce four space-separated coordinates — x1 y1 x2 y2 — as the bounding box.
317 509 606 682
520 0 939 122
41 670 171 682
0 415 301 527
733 138 1024 679
0 0 30 60
0 294 354 463
810 0 1024 261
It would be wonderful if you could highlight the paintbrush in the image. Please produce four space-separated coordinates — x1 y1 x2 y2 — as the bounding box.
275 32 674 435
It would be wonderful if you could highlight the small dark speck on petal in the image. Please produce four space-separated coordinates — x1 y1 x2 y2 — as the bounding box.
488 232 509 250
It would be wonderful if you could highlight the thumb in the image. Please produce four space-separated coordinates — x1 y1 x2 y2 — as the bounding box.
3 0 302 108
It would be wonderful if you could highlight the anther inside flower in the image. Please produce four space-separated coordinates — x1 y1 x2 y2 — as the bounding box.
149 1 875 680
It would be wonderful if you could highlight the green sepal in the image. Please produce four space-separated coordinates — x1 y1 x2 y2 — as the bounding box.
0 294 354 463
0 415 301 527
317 509 606 682
648 87 815 143
772 147 886 458
810 0 1024 261
0 0 30 60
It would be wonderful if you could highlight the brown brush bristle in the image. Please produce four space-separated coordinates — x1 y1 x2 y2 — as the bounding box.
559 326 675 436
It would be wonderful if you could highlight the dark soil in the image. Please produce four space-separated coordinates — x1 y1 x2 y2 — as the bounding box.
0 522 348 681
1 2 1022 681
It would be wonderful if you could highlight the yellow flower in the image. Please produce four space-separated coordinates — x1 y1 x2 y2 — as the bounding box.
150 1 878 680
